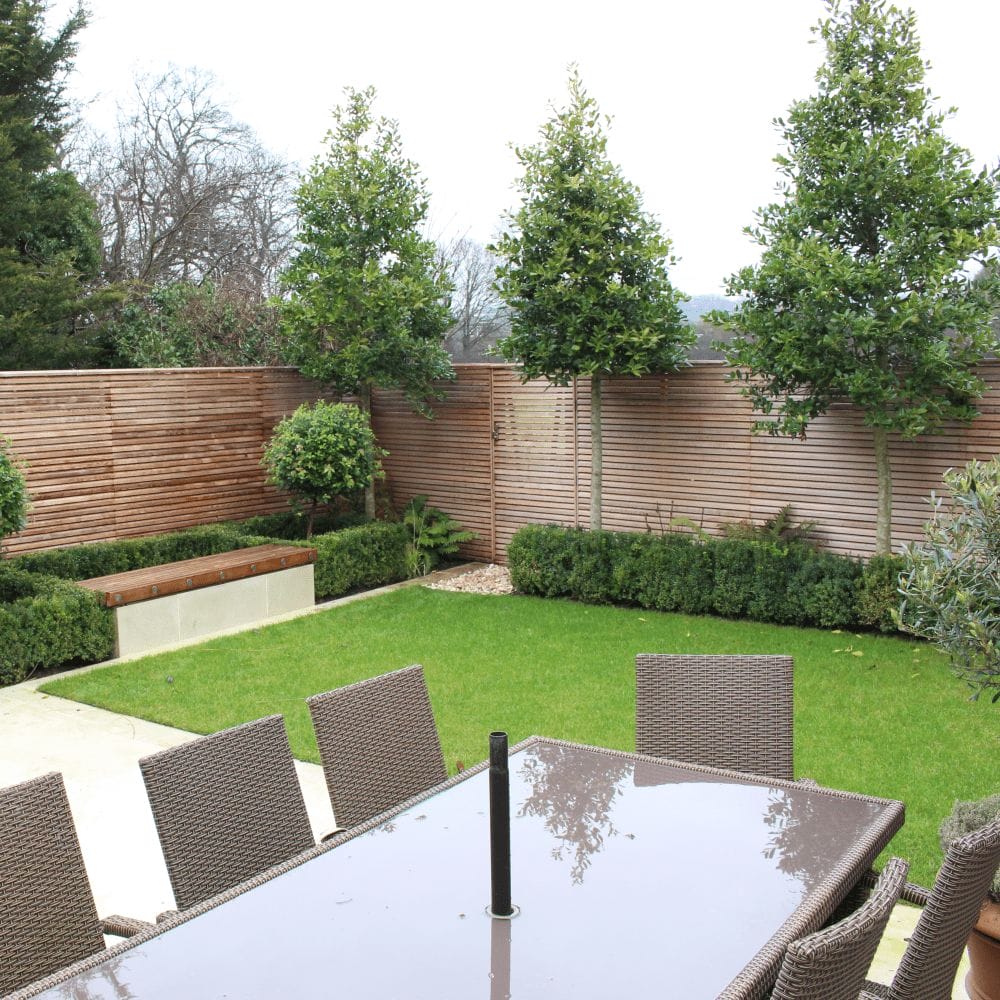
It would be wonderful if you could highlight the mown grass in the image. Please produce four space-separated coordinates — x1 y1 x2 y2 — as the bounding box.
40 586 998 888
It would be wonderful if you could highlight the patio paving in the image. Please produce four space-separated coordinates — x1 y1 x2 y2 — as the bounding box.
0 565 972 996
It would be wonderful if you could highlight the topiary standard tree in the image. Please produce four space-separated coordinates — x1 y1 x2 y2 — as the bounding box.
493 70 692 530
0 438 29 551
281 86 453 519
261 401 383 538
710 0 1000 556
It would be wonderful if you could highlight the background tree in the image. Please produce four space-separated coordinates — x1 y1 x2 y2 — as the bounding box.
0 0 114 368
261 401 383 538
74 68 294 297
493 71 692 530
281 86 453 518
710 0 1000 556
437 236 509 361
104 280 285 368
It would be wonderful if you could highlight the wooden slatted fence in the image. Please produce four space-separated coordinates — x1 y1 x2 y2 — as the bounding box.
1 368 329 556
4 362 999 561
375 362 1000 562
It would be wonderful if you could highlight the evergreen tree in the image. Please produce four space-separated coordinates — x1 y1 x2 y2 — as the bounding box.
0 0 110 368
281 87 453 519
711 0 1000 555
493 70 692 530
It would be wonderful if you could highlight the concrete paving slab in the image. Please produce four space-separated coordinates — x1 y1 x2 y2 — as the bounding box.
0 680 335 925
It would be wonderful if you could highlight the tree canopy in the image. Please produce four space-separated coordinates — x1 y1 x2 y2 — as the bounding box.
0 0 112 368
262 401 382 538
281 87 453 405
493 70 692 528
711 0 1000 555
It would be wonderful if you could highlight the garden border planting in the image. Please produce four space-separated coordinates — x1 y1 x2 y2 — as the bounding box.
507 523 903 633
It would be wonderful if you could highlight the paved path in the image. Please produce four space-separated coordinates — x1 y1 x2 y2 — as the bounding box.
0 676 335 923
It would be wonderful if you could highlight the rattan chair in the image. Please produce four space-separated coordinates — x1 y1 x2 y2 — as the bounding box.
857 818 1000 1000
770 857 909 999
635 653 795 780
0 772 150 997
139 714 314 911
307 664 447 829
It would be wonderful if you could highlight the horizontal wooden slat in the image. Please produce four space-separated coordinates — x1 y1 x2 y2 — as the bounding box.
6 363 1000 567
2 368 330 556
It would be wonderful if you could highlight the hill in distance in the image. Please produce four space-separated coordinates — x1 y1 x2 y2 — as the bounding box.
680 294 737 325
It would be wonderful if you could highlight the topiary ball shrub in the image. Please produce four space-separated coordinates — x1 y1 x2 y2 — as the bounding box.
262 401 384 538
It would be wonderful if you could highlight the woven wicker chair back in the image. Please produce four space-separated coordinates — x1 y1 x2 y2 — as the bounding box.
771 857 909 999
635 654 795 780
0 772 105 996
139 714 314 910
888 818 1000 1000
308 664 447 829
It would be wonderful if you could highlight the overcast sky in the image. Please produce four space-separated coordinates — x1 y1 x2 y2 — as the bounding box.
50 0 1000 294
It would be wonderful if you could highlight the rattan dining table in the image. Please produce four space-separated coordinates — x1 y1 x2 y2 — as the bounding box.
16 737 904 1000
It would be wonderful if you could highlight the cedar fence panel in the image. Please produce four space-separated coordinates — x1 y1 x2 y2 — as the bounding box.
1 368 330 556
4 363 998 561
375 362 1000 563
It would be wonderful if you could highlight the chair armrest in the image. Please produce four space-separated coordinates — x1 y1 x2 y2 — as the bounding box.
101 913 153 937
859 983 891 999
859 868 931 907
899 880 931 907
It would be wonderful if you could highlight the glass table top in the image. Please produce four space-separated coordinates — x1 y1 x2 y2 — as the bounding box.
31 739 903 1000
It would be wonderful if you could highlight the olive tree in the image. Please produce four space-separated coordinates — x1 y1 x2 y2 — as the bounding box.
897 458 1000 702
493 71 692 530
711 0 1000 555
261 402 383 538
281 87 453 518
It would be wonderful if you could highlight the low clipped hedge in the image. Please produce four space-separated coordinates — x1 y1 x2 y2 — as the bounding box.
287 521 409 600
228 509 367 541
2 519 410 685
0 565 113 686
7 524 274 580
507 524 903 633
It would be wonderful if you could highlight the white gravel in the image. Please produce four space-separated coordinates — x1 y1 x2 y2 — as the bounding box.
426 564 514 595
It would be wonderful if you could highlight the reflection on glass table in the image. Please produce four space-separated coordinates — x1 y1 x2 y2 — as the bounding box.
21 738 904 1000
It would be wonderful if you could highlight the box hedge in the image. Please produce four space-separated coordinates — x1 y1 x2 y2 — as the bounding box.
0 565 114 686
2 519 410 685
286 522 409 600
507 524 903 633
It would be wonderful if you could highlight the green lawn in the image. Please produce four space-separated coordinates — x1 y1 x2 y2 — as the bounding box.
40 586 998 888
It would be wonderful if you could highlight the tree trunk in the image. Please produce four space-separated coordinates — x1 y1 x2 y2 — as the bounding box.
590 374 602 531
873 426 893 556
306 499 316 539
359 381 376 520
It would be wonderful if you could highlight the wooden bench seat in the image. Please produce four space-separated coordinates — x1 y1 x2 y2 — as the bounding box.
78 544 318 658
79 544 317 607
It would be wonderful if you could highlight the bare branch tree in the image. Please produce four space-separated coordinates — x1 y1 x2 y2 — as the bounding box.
73 67 294 298
436 236 510 361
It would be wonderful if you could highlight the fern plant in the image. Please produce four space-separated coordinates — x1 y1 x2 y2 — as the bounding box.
402 496 475 577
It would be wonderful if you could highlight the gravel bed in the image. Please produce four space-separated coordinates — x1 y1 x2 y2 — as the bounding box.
426 564 513 595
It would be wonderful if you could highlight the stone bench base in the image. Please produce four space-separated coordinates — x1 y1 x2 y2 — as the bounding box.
112 564 315 658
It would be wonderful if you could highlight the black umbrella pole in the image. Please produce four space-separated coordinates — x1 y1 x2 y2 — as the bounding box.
489 731 513 917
